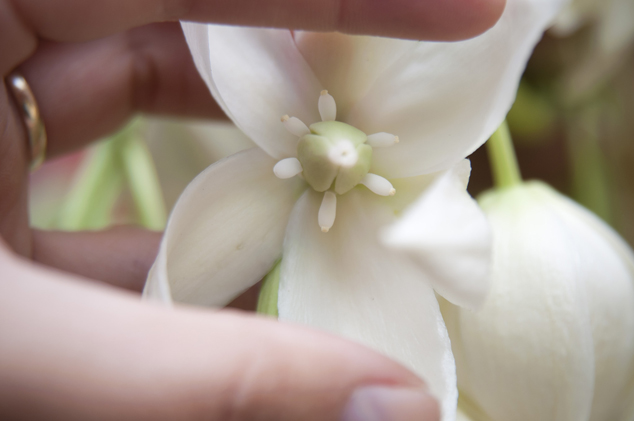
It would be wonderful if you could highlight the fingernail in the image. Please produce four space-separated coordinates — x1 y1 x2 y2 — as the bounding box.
340 385 440 421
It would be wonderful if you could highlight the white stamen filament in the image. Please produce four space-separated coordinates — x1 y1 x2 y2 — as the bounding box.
366 132 399 147
273 157 303 179
318 90 337 122
281 115 310 137
361 173 396 196
318 191 337 233
328 139 358 168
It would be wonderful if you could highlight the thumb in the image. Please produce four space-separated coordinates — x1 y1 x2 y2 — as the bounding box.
146 309 441 421
0 248 440 421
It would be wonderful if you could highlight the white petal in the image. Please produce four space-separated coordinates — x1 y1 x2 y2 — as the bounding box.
204 26 322 159
376 172 439 213
294 32 417 121
617 382 634 421
279 189 457 421
144 119 255 211
143 243 172 305
145 148 304 307
382 161 491 310
529 184 634 421
444 182 604 421
181 22 233 120
347 0 566 178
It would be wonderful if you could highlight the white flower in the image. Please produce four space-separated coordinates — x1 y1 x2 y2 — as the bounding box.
145 119 254 209
143 1 563 419
442 181 634 421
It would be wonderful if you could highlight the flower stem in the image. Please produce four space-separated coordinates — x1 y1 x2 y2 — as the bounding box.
56 139 123 230
119 121 167 231
565 107 613 224
257 260 281 317
486 121 522 189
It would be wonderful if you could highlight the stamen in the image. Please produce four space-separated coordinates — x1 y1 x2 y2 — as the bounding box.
366 132 399 148
318 191 337 233
281 115 310 137
273 157 303 179
361 174 396 196
327 140 358 168
318 90 337 122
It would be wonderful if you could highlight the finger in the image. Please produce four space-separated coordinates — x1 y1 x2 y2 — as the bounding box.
32 226 261 307
3 0 505 73
18 23 225 157
22 0 504 41
31 226 161 292
0 252 440 420
0 85 31 256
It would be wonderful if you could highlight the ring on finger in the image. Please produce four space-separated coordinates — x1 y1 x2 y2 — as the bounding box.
6 71 47 170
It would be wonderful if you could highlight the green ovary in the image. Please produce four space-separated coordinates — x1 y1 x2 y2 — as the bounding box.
297 121 373 195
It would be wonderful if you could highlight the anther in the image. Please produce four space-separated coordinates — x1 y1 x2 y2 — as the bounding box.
274 157 303 179
318 90 337 122
318 191 337 233
366 132 399 148
281 115 310 137
361 174 396 196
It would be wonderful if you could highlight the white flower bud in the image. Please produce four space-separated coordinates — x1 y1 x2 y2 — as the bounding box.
442 181 634 421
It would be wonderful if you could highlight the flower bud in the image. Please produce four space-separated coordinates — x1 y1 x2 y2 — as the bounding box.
442 181 634 421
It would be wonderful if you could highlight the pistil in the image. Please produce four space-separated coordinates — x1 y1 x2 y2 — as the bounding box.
327 140 358 168
273 91 399 232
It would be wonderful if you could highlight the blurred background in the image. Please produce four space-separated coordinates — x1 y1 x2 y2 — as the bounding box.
29 3 634 247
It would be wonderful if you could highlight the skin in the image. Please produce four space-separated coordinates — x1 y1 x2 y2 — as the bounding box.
0 0 505 418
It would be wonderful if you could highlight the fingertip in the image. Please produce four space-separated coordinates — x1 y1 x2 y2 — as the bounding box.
341 385 440 421
340 0 507 41
445 0 507 40
194 312 431 420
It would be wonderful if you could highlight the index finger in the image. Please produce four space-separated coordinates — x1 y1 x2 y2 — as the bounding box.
2 0 505 72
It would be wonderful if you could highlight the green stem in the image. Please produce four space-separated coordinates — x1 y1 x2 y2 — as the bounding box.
257 260 281 317
119 122 167 231
55 139 123 230
486 121 522 189
565 107 613 224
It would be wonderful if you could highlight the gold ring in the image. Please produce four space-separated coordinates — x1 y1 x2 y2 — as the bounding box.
6 72 47 170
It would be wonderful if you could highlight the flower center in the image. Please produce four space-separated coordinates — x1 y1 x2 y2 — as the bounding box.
328 139 358 168
296 120 371 194
273 91 399 232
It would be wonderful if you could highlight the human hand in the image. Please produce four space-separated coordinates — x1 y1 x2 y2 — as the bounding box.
0 240 442 420
0 0 505 419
